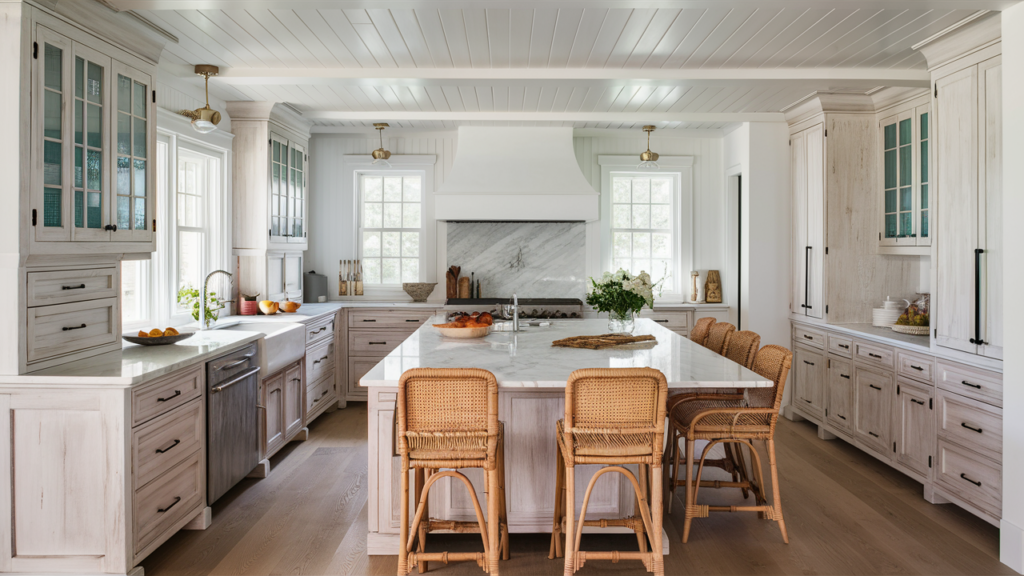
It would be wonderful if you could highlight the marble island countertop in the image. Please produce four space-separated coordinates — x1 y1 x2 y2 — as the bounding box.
361 317 771 389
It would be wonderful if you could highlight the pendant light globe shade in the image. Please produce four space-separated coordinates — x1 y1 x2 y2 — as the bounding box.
180 65 221 134
637 125 660 169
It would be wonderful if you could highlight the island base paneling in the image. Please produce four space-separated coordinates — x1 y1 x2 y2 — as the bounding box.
787 319 1002 526
366 387 652 555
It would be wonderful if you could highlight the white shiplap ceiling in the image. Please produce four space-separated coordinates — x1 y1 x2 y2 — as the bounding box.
108 1 1009 130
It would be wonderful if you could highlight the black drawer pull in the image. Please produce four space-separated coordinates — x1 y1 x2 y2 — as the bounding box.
369 341 387 345
157 390 181 402
840 374 850 379
62 284 86 290
155 439 181 454
405 319 420 322
803 334 813 340
291 377 301 383
802 398 811 403
868 431 879 438
313 356 329 365
312 326 327 334
803 360 815 366
158 496 182 513
63 323 87 331
867 352 882 359
960 473 982 487
362 319 377 322
910 365 924 371
911 399 925 406
837 414 846 420
869 384 882 391
654 319 668 323
838 344 850 349
961 380 981 389
961 422 983 434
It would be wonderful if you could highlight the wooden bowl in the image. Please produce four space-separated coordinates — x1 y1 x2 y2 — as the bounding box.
279 301 302 313
123 332 195 346
434 325 491 339
259 300 279 315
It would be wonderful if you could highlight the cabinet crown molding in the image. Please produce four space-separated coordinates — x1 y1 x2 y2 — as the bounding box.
913 11 1001 71
32 0 170 64
784 92 876 126
225 102 314 138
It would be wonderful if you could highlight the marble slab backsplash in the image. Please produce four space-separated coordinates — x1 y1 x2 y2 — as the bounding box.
447 222 586 299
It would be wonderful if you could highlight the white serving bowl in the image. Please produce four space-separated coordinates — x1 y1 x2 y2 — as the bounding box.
434 325 492 339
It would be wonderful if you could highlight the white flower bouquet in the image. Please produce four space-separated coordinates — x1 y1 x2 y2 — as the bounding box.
586 269 657 318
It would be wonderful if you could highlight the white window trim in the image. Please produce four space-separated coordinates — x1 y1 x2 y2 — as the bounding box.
341 154 436 300
123 108 232 331
598 155 694 301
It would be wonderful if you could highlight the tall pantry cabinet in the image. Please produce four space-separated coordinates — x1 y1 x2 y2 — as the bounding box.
918 15 1003 361
788 95 919 325
226 102 312 302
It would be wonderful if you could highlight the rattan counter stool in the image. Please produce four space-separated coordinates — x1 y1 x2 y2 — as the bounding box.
689 317 715 346
668 345 793 544
547 368 668 576
702 322 735 354
722 330 761 370
397 368 508 576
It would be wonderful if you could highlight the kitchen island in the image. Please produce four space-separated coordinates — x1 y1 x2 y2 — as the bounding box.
361 317 771 554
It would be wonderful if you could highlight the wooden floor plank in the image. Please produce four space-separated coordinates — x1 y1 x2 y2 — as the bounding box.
140 406 1010 576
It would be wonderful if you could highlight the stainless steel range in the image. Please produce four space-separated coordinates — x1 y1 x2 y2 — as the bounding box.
444 298 584 320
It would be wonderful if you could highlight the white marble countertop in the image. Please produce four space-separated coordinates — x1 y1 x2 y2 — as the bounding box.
361 317 771 389
0 330 264 387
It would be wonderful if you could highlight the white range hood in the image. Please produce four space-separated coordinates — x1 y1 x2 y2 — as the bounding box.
434 127 599 221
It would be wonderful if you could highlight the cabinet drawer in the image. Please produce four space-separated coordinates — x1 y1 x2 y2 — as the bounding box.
134 450 204 553
640 311 690 331
132 364 204 427
935 438 1001 515
936 360 1002 408
133 399 204 489
26 298 119 363
349 330 410 356
854 341 895 369
897 351 935 384
936 389 1002 461
349 309 435 329
827 334 853 357
306 314 335 345
793 326 825 349
347 356 383 400
306 339 335 385
26 267 118 307
307 377 334 414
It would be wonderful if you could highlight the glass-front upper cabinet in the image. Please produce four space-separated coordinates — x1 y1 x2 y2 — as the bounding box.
269 133 307 245
878 100 931 254
110 61 153 243
32 25 154 247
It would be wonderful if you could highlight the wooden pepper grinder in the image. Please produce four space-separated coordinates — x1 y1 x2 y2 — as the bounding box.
458 276 471 298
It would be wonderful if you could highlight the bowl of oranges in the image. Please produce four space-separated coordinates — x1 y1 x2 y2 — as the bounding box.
123 327 195 346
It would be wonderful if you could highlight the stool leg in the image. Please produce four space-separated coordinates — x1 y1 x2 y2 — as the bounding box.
549 443 565 559
682 438 695 544
563 466 576 576
488 466 501 575
498 443 509 561
398 464 411 575
768 439 789 544
634 464 648 552
651 462 665 576
669 434 683 514
414 468 427 574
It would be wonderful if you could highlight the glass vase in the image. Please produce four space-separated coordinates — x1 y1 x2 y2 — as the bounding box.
608 310 636 334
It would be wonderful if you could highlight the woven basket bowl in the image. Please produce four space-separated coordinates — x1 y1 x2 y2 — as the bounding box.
435 325 491 339
892 324 929 335
403 282 437 302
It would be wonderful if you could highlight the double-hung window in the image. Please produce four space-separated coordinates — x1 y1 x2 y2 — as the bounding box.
610 174 677 292
360 174 423 284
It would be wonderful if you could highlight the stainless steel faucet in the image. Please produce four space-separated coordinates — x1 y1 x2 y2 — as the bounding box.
511 293 520 332
200 270 233 330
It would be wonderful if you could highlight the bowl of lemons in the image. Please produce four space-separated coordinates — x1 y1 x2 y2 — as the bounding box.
123 327 195 346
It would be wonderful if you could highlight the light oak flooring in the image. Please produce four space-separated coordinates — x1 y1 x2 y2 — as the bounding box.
142 404 1012 576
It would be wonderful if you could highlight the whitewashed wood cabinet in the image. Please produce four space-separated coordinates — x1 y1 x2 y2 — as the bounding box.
932 56 1002 360
226 102 312 304
876 94 932 255
341 308 436 403
0 363 210 574
789 319 1002 525
259 359 304 461
786 95 918 324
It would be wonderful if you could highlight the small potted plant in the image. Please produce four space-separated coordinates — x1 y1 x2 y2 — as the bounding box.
586 269 657 334
177 285 223 329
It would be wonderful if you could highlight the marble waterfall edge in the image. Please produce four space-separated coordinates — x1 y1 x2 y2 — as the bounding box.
446 221 586 299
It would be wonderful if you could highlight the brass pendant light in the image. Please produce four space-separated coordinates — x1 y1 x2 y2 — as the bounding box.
371 123 392 168
178 65 221 134
637 125 660 170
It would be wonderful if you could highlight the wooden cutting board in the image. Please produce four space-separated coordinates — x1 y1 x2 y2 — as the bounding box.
552 334 657 350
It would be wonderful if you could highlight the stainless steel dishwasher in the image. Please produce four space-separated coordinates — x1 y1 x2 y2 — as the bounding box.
206 343 260 504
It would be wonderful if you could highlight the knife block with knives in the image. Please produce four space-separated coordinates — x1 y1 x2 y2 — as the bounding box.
340 260 364 297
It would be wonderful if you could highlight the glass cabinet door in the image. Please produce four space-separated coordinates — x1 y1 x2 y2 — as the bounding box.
269 133 288 242
34 27 71 242
916 104 931 247
110 61 153 242
71 43 111 241
879 102 929 252
289 142 306 243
